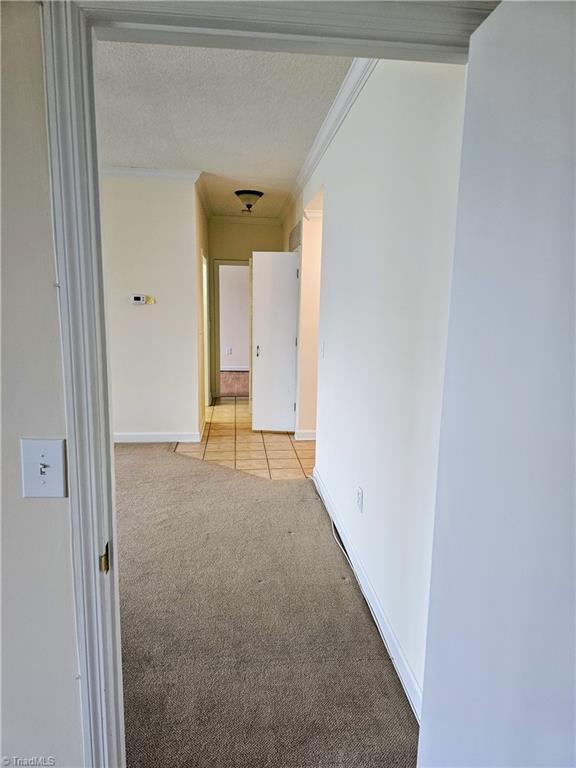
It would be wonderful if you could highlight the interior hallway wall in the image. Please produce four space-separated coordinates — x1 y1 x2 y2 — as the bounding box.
1 3 84 764
101 175 203 441
208 218 283 396
305 59 466 714
418 3 575 765
296 210 323 439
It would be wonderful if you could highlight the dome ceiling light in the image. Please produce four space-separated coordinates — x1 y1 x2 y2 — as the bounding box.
235 189 264 215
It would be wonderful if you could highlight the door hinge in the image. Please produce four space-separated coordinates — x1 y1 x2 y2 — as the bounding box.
296 268 299 279
99 541 110 574
295 336 298 347
294 402 297 412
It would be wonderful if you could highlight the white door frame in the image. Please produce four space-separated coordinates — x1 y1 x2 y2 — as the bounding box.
40 2 482 764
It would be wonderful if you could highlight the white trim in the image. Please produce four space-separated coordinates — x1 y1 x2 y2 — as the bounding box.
114 432 202 444
294 430 316 441
313 468 423 721
295 58 378 193
220 365 250 372
41 3 125 766
209 214 282 227
100 165 201 182
85 1 480 62
303 209 323 221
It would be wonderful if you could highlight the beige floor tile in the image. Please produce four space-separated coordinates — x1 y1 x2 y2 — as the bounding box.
204 459 235 468
203 451 235 460
242 469 270 478
264 438 293 447
236 437 264 445
292 440 316 449
236 450 266 460
265 449 297 459
236 459 268 470
270 468 305 479
294 448 315 458
268 458 301 469
206 443 235 451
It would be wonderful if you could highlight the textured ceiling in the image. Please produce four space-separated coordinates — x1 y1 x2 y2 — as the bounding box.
94 42 352 217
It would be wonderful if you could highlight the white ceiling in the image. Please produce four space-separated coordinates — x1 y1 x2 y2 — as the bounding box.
94 42 352 218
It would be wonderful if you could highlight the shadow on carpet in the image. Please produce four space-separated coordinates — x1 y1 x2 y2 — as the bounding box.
115 443 418 768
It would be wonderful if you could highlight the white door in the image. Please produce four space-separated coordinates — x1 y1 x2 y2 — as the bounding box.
252 251 299 431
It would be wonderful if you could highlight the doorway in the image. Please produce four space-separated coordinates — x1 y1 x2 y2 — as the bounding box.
217 262 250 396
38 4 440 764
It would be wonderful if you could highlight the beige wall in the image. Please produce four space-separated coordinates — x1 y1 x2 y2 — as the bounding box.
101 175 203 441
207 218 283 396
1 3 84 764
295 211 323 437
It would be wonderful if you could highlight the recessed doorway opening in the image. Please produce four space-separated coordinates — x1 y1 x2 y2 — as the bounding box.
218 263 250 396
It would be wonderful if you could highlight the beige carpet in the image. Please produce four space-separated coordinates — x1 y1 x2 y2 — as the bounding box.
115 443 418 768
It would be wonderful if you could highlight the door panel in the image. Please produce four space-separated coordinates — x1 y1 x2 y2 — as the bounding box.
252 251 299 431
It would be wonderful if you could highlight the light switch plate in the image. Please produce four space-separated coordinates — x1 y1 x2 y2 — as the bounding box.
21 438 67 498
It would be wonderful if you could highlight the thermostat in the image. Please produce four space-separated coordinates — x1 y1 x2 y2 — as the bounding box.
130 294 156 305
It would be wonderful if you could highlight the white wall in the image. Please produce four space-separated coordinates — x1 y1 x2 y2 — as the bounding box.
1 3 84 764
306 59 466 714
418 3 576 765
219 265 250 370
101 175 204 442
296 208 323 439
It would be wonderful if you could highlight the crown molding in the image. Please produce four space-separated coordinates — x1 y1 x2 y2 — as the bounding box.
304 209 323 220
100 165 201 182
209 215 282 227
295 58 377 194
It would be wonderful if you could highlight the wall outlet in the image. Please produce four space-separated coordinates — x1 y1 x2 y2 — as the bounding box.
356 486 364 513
226 347 233 355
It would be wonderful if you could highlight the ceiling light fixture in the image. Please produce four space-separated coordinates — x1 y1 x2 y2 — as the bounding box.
235 189 263 214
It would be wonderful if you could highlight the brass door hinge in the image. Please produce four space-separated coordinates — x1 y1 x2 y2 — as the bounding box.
99 541 110 574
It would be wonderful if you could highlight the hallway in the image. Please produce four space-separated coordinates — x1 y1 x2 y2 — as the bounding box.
115 443 418 767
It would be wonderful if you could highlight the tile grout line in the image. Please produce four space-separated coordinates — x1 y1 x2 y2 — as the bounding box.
262 430 272 480
202 403 214 460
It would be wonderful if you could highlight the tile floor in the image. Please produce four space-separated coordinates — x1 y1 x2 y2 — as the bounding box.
175 397 315 480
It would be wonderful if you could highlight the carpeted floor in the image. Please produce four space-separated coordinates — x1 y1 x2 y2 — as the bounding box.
115 443 418 768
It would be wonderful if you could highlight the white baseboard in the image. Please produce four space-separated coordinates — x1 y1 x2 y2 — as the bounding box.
294 430 316 441
220 366 249 372
312 468 422 721
114 432 202 443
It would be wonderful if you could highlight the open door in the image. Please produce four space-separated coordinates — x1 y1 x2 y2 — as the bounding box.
252 251 299 431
